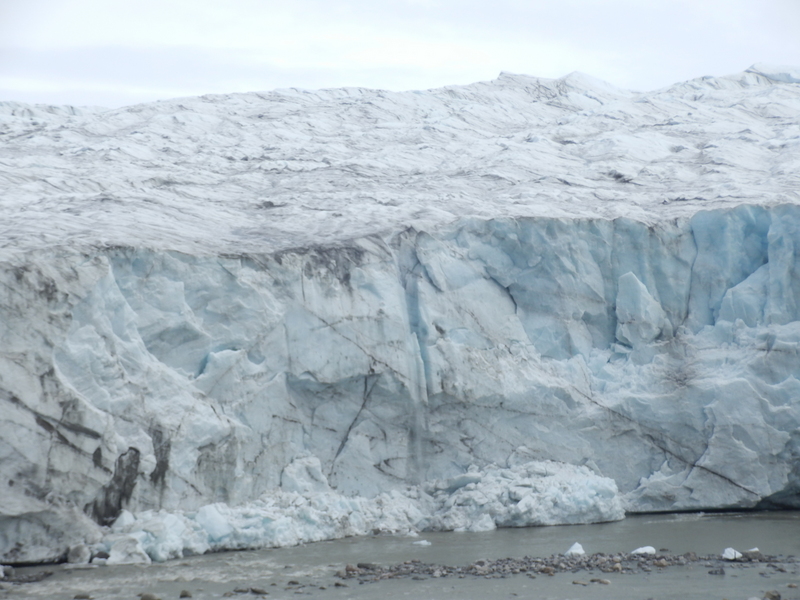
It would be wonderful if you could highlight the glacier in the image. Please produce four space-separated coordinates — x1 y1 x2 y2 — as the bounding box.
1 64 800 564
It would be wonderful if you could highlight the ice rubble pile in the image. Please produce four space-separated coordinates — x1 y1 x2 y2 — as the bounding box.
95 457 621 565
1 65 800 564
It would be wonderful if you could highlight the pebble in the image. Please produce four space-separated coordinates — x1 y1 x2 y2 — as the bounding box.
73 594 93 599
139 594 161 600
332 549 797 585
179 592 192 598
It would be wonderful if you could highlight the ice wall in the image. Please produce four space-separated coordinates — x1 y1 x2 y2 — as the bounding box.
2 205 800 563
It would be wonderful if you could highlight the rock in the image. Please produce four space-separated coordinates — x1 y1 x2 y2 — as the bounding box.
654 559 669 568
179 592 192 598
572 580 589 586
73 594 93 599
763 592 781 600
139 594 161 600
708 567 725 575
250 588 268 596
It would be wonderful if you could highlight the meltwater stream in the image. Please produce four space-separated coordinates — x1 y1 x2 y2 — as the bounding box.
5 512 800 600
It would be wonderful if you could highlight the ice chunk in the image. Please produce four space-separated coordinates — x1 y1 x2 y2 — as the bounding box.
718 264 768 327
111 510 136 532
631 546 656 555
616 272 669 347
195 504 233 542
565 542 585 556
105 535 152 565
465 514 496 532
722 547 742 560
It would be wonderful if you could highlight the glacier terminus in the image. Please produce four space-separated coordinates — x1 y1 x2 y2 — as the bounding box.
0 64 799 564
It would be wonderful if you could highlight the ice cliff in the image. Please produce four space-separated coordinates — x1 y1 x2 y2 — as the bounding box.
1 64 800 564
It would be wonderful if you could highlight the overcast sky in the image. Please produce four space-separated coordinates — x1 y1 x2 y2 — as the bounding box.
1 0 798 108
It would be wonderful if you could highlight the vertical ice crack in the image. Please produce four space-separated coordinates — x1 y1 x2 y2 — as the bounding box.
330 374 378 475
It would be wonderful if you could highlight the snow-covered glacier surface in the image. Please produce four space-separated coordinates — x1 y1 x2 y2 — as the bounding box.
1 64 800 564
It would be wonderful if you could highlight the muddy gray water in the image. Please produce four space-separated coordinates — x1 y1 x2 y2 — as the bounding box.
3 512 799 600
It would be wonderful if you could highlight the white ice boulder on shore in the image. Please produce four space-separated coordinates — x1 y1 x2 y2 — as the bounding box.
722 547 743 560
565 542 586 556
631 546 656 555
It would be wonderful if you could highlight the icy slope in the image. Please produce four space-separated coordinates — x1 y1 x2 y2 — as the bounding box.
1 64 799 257
1 65 800 564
